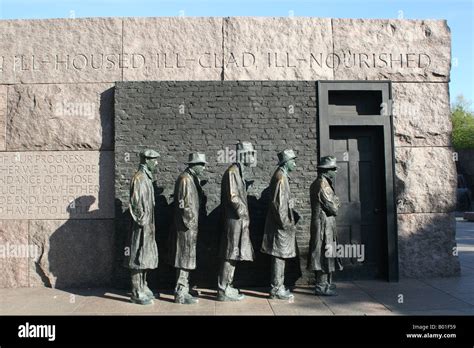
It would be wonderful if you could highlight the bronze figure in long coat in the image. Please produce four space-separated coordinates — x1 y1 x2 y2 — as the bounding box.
169 152 207 305
261 166 297 259
217 141 255 302
125 164 159 270
219 163 254 261
261 149 298 300
123 149 160 305
308 175 343 273
169 168 202 270
308 155 342 296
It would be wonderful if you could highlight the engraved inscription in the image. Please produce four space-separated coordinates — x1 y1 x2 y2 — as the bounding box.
0 51 432 73
0 151 112 219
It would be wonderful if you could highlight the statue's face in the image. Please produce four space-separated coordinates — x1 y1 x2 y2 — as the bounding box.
286 158 296 172
192 163 206 177
325 168 337 181
145 158 158 173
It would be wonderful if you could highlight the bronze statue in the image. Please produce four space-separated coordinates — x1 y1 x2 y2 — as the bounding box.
123 149 160 305
261 149 298 300
169 153 207 304
308 155 342 296
217 142 256 301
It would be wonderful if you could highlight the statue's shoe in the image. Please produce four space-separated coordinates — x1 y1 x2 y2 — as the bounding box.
143 286 156 300
217 291 245 302
270 290 295 300
175 293 199 305
315 286 338 297
130 294 153 305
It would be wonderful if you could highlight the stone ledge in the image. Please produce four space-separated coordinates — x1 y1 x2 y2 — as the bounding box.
464 212 474 221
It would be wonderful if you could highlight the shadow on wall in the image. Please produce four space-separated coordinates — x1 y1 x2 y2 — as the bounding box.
37 196 114 288
397 213 461 278
32 87 115 289
395 171 461 278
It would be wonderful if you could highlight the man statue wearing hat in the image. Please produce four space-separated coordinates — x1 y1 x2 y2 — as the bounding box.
169 153 207 304
218 141 256 301
308 155 342 296
124 149 160 305
261 149 298 300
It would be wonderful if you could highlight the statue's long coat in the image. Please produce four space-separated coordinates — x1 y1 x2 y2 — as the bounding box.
219 163 254 261
169 168 202 270
308 175 343 273
261 167 297 259
123 164 159 270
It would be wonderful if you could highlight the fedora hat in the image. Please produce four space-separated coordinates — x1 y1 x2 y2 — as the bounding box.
277 149 297 166
317 156 338 169
187 152 207 165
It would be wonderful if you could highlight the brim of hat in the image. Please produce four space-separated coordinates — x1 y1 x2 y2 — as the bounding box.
144 155 160 159
278 156 297 165
317 164 338 169
187 160 207 164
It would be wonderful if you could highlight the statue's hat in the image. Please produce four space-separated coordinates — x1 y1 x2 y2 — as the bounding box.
277 149 297 166
187 152 207 165
317 156 338 169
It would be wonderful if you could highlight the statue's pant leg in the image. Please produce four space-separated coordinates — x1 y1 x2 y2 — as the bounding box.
315 271 328 291
218 259 236 293
141 270 147 288
175 269 190 296
328 272 333 285
131 269 143 298
270 256 286 294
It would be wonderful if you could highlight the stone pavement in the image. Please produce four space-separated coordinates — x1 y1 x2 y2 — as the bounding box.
1 219 473 316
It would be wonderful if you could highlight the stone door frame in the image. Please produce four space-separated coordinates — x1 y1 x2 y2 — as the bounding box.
317 80 399 282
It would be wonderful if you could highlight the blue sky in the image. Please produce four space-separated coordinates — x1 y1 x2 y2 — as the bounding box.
1 0 472 104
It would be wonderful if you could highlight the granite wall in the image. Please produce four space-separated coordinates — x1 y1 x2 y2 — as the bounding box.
0 17 459 288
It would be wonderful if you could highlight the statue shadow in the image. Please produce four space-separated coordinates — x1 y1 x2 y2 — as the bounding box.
192 190 221 289
43 196 115 293
150 183 176 290
33 87 121 298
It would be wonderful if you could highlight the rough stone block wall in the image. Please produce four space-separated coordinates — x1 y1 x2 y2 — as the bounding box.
0 16 459 288
115 81 317 288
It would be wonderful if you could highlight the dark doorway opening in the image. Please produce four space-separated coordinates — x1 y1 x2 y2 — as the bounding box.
318 81 398 282
330 126 388 280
